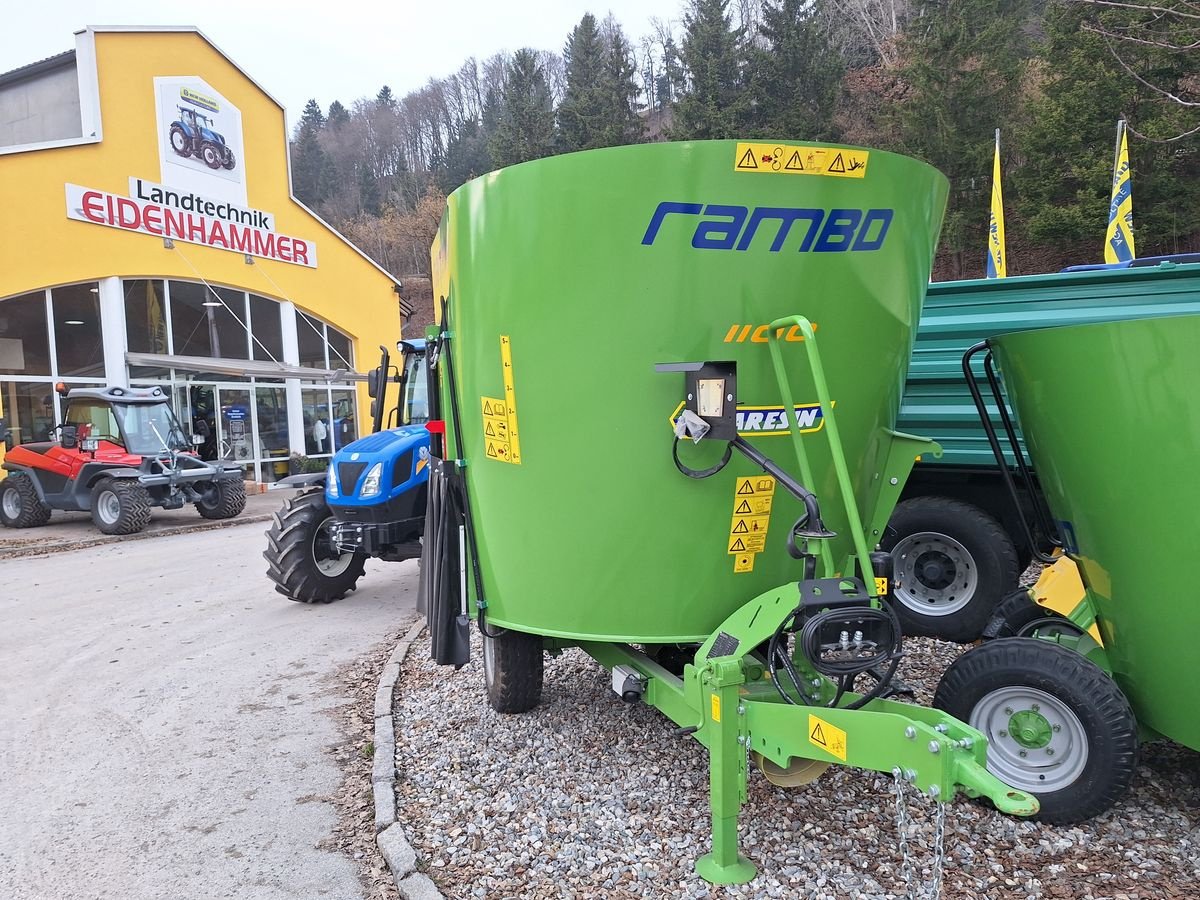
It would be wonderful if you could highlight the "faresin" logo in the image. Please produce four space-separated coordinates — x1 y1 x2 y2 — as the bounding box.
670 401 826 436
642 202 893 253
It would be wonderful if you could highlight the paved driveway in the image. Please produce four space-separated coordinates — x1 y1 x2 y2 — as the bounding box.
0 524 417 900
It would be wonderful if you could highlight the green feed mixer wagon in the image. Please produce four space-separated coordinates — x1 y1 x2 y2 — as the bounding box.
934 312 1200 822
418 141 1038 885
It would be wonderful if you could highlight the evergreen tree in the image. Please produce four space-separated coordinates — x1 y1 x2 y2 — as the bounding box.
1016 3 1200 258
489 49 556 167
557 14 608 151
376 85 398 109
439 118 495 192
747 0 843 141
671 0 750 140
327 100 350 130
597 19 645 146
292 98 329 206
890 0 1032 275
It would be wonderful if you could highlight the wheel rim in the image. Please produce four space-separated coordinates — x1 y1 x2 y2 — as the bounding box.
97 490 121 525
171 132 186 152
2 488 21 519
970 685 1089 792
891 531 978 616
312 516 354 576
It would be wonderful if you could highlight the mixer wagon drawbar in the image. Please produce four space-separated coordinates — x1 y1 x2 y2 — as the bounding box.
418 141 1037 886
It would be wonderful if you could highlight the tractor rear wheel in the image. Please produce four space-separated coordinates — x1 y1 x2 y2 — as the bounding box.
0 473 52 528
195 478 247 520
483 629 544 714
90 478 153 535
934 638 1138 823
263 489 365 603
169 125 190 156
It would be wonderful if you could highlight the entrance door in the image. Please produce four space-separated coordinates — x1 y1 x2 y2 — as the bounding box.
186 384 218 460
218 387 254 465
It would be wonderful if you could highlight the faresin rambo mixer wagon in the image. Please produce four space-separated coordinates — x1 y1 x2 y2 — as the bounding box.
418 141 1037 886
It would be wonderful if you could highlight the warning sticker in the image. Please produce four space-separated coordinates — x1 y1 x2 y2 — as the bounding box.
733 143 869 179
808 713 848 762
734 495 773 516
730 514 770 536
711 694 721 723
480 335 522 465
728 476 776 558
728 534 767 554
735 476 776 496
874 577 889 597
733 554 755 573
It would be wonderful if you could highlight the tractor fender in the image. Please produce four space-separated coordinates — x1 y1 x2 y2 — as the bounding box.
275 472 327 490
0 463 48 501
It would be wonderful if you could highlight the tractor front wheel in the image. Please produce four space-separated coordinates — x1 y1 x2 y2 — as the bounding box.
90 478 152 535
263 489 365 603
201 142 222 169
221 147 236 170
195 478 247 520
0 473 52 528
934 638 1138 823
483 629 544 714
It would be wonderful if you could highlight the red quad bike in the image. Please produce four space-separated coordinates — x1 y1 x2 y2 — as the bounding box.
0 386 246 535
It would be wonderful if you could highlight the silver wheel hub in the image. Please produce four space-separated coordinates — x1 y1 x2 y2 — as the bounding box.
97 490 121 525
891 531 978 616
970 685 1089 793
2 488 21 519
312 516 354 577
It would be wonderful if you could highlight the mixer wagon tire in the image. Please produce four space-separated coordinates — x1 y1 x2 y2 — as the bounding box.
483 629 543 714
883 497 1019 642
985 591 1082 640
0 472 52 528
263 489 366 603
934 638 1138 823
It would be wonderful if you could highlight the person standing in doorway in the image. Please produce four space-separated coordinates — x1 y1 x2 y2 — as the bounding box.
312 416 327 454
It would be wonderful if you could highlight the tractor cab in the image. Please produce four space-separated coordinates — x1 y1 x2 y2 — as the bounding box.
61 386 195 463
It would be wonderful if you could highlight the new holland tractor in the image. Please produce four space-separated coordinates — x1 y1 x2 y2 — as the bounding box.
418 141 1039 888
263 340 429 604
169 106 236 171
0 385 245 534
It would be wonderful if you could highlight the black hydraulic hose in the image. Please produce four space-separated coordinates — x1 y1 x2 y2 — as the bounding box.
731 436 835 538
962 342 1059 565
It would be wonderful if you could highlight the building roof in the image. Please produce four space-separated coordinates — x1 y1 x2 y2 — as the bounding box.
0 50 75 87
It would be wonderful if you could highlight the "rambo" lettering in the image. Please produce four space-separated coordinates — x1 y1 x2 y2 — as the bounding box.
641 202 893 253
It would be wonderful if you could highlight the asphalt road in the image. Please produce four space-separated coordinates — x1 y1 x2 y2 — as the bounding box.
0 524 418 900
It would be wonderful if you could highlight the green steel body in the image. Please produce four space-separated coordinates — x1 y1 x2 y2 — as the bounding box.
990 313 1200 752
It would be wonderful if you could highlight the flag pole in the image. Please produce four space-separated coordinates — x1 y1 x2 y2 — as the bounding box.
1112 118 1124 181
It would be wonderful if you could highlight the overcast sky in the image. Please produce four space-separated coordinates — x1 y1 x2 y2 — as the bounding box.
5 0 686 129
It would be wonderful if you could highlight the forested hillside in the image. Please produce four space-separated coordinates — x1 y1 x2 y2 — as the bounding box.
288 0 1198 313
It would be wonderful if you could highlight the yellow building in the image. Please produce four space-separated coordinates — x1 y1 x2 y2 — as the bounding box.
0 27 409 482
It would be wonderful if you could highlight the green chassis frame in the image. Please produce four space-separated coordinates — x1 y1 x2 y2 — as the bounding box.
576 317 1039 884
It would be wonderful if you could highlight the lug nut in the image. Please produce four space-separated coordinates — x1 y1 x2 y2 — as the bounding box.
1052 724 1061 733
1004 707 1014 716
1019 750 1028 758
998 730 1008 738
1046 748 1055 756
1031 704 1040 712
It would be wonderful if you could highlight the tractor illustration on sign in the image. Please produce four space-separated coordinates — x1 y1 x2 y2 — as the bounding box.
169 105 236 171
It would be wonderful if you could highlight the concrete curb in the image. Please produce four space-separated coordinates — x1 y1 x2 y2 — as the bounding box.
373 617 446 900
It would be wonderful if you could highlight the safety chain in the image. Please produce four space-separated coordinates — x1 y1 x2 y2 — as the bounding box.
891 768 948 900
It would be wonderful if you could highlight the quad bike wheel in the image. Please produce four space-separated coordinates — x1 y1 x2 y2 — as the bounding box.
0 472 52 528
195 478 247 520
934 638 1138 823
201 142 223 169
90 478 153 535
483 629 544 713
263 489 365 603
169 125 191 156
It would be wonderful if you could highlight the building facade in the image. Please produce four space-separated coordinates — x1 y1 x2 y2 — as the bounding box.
0 27 409 483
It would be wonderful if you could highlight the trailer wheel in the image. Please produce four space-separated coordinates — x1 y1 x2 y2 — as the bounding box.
934 638 1138 823
263 489 365 603
0 473 52 528
195 478 247 520
90 478 152 535
483 629 543 713
883 497 1018 642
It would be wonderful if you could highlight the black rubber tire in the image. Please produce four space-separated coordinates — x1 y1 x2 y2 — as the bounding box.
263 489 366 603
169 124 190 156
934 638 1138 823
0 472 52 528
987 590 1045 639
195 478 247 520
89 478 153 535
201 143 222 169
483 629 544 713
221 147 236 170
882 496 1020 642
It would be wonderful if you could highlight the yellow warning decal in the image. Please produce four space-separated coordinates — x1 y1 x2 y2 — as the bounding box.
711 694 721 723
808 713 847 761
874 577 889 597
499 335 522 464
729 476 776 563
480 335 522 465
733 554 755 573
734 143 869 179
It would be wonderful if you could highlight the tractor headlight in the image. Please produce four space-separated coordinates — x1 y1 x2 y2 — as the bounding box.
327 465 339 497
360 462 383 498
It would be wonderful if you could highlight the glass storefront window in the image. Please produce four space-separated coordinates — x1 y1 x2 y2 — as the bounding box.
219 387 254 463
52 283 104 378
1 381 56 446
327 326 353 370
255 385 290 483
169 281 250 360
124 279 169 355
301 387 332 456
297 312 326 368
249 294 283 362
330 389 359 450
0 292 51 376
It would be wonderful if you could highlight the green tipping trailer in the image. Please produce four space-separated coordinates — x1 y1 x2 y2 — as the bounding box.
936 312 1200 822
886 260 1200 642
420 141 1036 886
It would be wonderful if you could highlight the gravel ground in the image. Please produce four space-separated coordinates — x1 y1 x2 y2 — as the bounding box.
392 618 1200 900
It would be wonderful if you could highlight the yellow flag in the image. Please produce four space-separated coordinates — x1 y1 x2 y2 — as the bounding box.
1105 122 1135 263
986 131 1006 278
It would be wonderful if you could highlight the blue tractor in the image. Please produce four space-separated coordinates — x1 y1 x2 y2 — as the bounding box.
263 340 429 603
169 105 236 171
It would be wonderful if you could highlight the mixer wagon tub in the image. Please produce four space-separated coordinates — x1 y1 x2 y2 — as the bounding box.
418 141 1037 886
